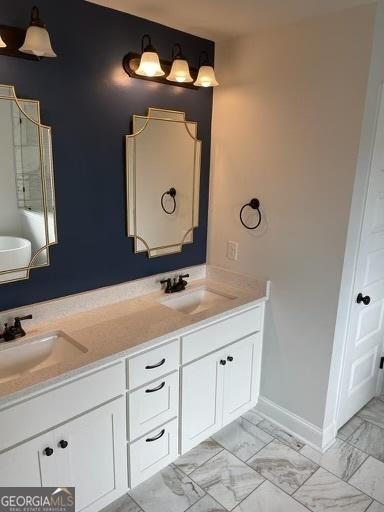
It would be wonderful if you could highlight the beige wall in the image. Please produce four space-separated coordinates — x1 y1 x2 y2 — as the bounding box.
209 4 376 427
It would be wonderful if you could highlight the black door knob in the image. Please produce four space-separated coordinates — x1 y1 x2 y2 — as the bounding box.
59 440 68 449
220 359 227 366
227 356 233 362
44 447 54 456
357 293 371 305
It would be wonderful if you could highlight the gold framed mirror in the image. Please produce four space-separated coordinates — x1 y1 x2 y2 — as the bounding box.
126 108 201 257
0 84 57 284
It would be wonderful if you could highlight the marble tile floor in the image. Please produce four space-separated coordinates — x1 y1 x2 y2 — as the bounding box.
102 396 384 512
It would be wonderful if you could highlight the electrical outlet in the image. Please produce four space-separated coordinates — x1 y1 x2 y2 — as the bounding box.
227 241 239 261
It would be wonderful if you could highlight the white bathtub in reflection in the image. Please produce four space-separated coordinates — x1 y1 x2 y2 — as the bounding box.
20 210 56 266
0 236 32 282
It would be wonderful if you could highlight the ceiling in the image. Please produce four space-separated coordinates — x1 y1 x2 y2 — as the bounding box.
87 0 375 41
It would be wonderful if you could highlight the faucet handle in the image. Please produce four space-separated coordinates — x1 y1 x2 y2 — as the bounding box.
160 278 172 293
178 274 189 290
14 314 33 325
11 314 32 339
14 315 32 331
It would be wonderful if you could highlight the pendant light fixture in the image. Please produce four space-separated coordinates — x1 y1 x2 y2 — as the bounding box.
19 6 57 58
167 43 193 83
194 51 219 87
136 34 164 77
0 34 6 48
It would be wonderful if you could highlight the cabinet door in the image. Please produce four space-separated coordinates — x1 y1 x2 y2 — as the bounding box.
222 334 262 426
0 431 57 487
54 397 127 512
181 351 223 453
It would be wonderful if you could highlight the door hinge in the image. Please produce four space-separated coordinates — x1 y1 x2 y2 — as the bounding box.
380 357 384 370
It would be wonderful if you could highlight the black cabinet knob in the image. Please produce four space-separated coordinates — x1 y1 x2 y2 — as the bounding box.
44 447 54 456
59 440 68 449
357 293 371 305
227 356 234 362
220 359 227 366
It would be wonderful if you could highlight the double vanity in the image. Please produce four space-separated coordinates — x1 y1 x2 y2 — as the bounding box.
0 83 267 512
0 269 268 512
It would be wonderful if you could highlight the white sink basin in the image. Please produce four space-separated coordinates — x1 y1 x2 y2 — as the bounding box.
160 286 236 315
0 331 87 383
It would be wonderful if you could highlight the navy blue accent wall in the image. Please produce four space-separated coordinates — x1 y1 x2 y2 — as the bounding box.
0 0 214 311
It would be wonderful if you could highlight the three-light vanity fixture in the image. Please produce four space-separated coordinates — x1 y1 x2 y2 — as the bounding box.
0 6 56 60
123 35 219 89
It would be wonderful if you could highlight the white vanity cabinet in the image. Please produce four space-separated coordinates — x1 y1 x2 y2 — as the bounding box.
0 299 266 510
0 363 128 512
181 334 262 452
181 306 264 453
0 398 127 510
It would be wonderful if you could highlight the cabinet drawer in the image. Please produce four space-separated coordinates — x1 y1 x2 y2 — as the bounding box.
0 362 125 452
182 306 262 364
128 340 179 389
129 418 178 488
128 372 179 441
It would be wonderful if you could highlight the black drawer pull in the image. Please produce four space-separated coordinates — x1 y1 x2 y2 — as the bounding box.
145 358 166 370
146 429 165 442
146 382 166 393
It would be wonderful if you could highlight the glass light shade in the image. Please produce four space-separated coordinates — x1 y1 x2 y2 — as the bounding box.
19 26 57 58
136 51 164 77
0 34 6 48
194 65 219 87
167 59 193 83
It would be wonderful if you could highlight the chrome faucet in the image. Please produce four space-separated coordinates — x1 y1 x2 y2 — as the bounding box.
160 274 189 294
0 314 32 342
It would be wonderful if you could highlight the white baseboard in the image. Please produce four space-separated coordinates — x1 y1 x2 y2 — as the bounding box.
257 396 336 452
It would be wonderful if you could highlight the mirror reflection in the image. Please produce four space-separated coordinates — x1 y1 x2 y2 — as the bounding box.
126 108 201 257
0 85 57 284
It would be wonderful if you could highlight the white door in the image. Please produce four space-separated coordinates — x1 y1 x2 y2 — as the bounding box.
0 431 56 486
222 334 261 426
339 85 384 427
181 351 223 453
54 398 127 512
